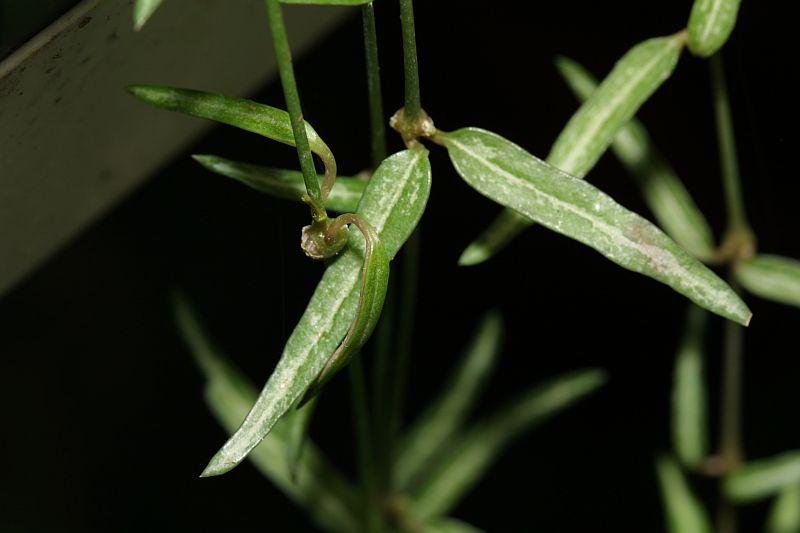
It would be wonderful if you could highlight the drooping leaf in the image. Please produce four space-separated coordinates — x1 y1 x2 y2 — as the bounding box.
725 451 800 503
192 155 365 213
172 293 359 532
687 0 742 57
460 34 685 265
672 306 709 468
133 0 165 31
767 484 800 533
285 397 317 481
128 86 336 178
735 255 800 309
555 56 716 261
412 370 606 518
441 128 750 325
423 517 484 533
301 217 390 402
656 456 713 533
396 311 503 490
201 148 432 477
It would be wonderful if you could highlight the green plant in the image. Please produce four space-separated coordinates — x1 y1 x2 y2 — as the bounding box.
130 0 800 531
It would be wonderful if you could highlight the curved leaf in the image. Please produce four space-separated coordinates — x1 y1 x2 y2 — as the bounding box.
128 86 336 177
555 56 715 260
767 484 800 533
192 155 365 213
442 128 750 325
672 306 709 468
133 0 165 31
735 255 800 309
687 0 742 57
396 311 503 490
412 370 606 518
460 34 685 265
285 397 317 481
656 456 713 533
725 451 800 503
172 293 359 532
201 148 432 477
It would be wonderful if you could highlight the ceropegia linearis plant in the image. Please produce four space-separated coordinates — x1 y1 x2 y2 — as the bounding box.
128 0 800 530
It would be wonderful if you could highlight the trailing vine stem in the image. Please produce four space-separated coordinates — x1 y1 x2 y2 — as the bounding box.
264 0 328 221
362 3 387 168
398 0 422 121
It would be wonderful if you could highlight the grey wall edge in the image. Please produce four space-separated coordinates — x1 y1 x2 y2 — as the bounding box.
0 0 350 297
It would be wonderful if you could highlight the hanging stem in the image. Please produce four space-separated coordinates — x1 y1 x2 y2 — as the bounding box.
711 54 748 533
362 3 387 167
264 0 326 220
398 0 422 120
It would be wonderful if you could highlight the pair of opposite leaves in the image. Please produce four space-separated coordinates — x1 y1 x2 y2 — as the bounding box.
130 30 751 477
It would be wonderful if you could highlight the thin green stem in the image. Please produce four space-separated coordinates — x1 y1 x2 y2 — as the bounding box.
348 356 382 532
717 276 744 533
710 54 748 234
362 3 387 167
398 0 422 120
264 0 325 219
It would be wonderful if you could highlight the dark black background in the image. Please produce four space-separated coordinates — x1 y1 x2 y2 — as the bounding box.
1 1 797 531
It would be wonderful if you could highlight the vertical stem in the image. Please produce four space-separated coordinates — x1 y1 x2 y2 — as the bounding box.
264 0 325 219
398 0 422 119
710 54 748 233
362 3 387 167
711 53 748 533
348 356 382 532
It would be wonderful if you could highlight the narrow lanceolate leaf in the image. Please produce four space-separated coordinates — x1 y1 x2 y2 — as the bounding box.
192 155 364 213
725 451 800 503
735 255 800 309
128 86 336 177
442 128 751 325
133 0 165 31
201 148 432 477
460 34 685 265
172 293 358 532
555 56 716 260
396 311 503 490
672 306 709 468
687 0 742 57
413 370 606 519
656 456 713 533
767 484 800 533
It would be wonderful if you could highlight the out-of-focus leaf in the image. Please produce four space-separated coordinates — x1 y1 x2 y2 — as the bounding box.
301 218 390 401
201 148 431 477
767 484 800 533
128 86 336 177
656 456 713 533
412 370 606 518
554 56 715 261
192 155 364 213
133 0 165 31
672 306 709 468
442 127 751 325
396 311 503 490
687 0 742 57
725 451 800 503
735 255 800 309
281 0 374 4
423 517 484 533
459 34 685 265
172 293 359 532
